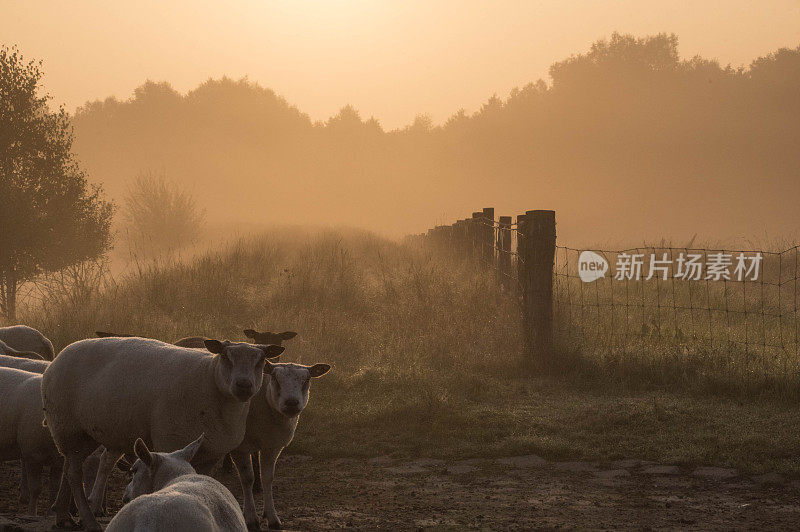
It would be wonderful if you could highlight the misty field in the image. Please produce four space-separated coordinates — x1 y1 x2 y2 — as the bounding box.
9 228 800 475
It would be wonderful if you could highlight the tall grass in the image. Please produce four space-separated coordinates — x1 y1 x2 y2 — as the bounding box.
11 229 800 470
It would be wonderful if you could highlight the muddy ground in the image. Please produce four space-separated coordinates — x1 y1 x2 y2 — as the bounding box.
1 455 799 530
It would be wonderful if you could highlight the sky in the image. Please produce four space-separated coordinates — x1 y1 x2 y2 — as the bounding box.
2 0 799 130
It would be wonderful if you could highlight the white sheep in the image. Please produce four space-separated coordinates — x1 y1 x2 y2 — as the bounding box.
230 360 330 529
0 339 46 360
0 355 51 508
0 325 55 360
107 434 247 531
41 336 284 531
0 367 63 515
0 353 49 373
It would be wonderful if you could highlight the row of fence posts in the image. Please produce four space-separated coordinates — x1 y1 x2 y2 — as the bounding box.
415 208 556 362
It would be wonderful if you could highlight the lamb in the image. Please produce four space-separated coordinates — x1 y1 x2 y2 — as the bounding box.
0 368 63 515
107 434 247 532
0 339 46 360
0 325 55 360
41 336 284 531
230 360 330 529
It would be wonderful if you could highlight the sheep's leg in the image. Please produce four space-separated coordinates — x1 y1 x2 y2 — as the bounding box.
252 451 262 493
260 449 282 530
222 453 235 474
65 452 100 531
23 460 43 515
47 460 61 512
231 448 260 530
51 459 75 527
87 448 122 516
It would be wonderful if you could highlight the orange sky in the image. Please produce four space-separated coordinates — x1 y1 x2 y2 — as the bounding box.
2 0 799 129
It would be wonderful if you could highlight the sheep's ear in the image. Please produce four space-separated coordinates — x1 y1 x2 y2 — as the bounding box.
260 344 285 360
176 434 204 462
134 438 155 467
308 363 331 378
280 331 298 341
116 457 132 472
204 339 225 354
243 329 258 339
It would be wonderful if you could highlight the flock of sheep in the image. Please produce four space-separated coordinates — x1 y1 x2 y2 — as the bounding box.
0 324 330 531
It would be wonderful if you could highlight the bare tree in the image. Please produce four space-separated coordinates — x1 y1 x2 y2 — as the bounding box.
121 170 205 257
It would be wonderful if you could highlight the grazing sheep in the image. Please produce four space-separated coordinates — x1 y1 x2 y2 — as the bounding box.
41 337 284 531
0 368 63 515
231 360 330 529
0 339 45 361
107 434 247 532
0 325 55 360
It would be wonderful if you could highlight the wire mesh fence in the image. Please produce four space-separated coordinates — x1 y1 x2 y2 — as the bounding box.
553 246 800 361
413 209 800 365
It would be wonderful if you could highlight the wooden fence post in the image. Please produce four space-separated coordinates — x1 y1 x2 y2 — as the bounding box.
481 207 495 267
523 210 556 361
516 213 531 349
498 215 512 286
471 212 482 262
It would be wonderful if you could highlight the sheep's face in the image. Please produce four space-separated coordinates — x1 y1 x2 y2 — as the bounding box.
206 340 285 402
122 435 204 504
243 329 297 346
264 362 331 417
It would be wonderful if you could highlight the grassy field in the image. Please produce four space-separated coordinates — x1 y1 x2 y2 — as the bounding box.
11 228 800 474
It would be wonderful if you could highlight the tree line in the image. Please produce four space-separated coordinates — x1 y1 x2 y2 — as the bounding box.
72 33 800 241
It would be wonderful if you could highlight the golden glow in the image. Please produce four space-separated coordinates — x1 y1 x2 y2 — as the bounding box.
2 0 798 129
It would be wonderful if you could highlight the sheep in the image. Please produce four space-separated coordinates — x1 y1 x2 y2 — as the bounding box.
107 434 247 532
0 339 46 361
41 336 284 531
0 353 49 373
230 360 330 530
95 329 297 485
94 331 135 338
0 368 63 515
0 325 55 360
176 328 297 350
0 355 51 509
243 329 297 346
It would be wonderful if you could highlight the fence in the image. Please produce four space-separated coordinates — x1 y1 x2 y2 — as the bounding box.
412 208 800 367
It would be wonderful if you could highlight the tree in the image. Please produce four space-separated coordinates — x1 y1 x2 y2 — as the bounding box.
0 45 113 320
121 170 204 257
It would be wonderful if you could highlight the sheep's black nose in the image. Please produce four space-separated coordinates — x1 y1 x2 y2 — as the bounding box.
284 398 299 408
235 379 252 391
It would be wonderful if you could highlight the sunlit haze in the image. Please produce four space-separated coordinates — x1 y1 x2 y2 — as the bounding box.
3 1 798 128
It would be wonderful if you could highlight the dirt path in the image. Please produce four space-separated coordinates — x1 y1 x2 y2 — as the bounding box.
1 455 799 530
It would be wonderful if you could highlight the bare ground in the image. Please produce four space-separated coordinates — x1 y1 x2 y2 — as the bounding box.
1 455 799 530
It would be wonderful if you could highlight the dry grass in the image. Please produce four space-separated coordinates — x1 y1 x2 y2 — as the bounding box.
10 228 800 473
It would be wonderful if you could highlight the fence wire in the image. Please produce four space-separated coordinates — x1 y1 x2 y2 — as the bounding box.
414 213 800 360
553 246 800 359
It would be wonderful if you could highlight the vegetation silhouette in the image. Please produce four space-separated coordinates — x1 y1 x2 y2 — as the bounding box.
71 33 800 241
0 45 113 320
